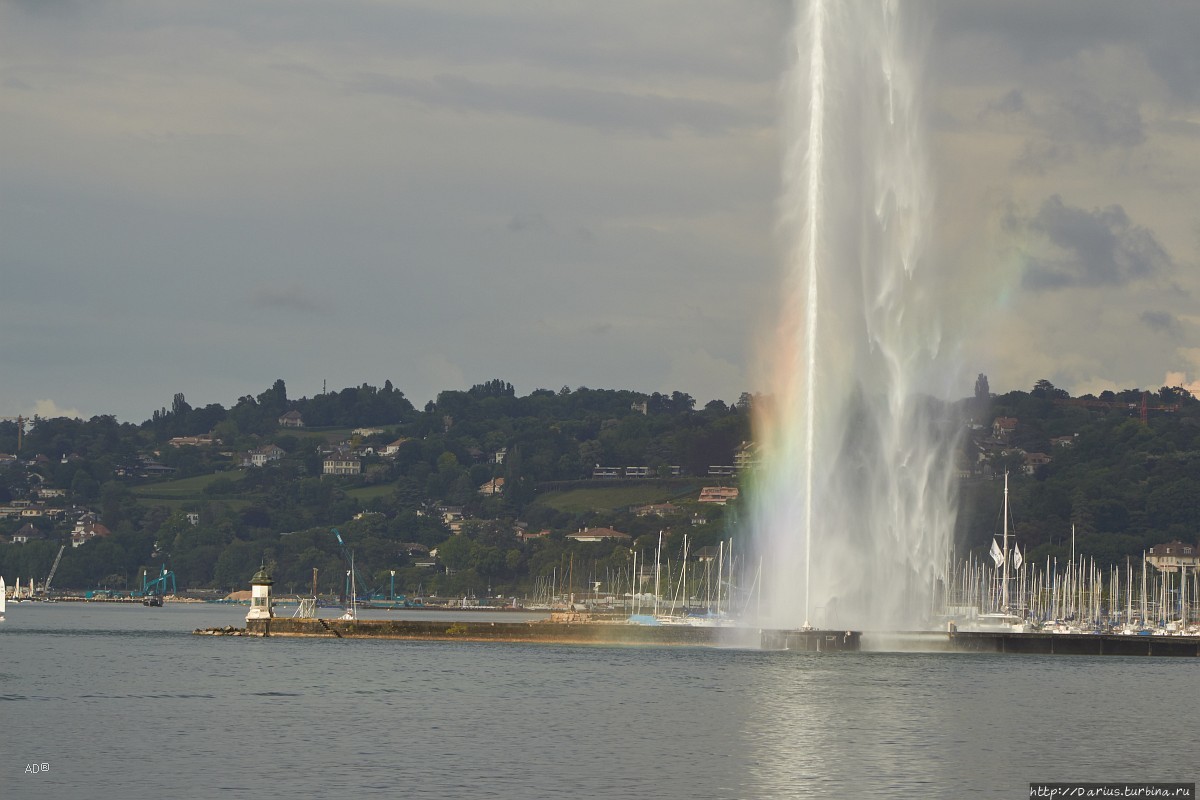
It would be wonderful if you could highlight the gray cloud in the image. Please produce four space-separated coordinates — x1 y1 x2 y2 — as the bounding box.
348 72 759 137
1052 91 1144 150
937 2 1200 102
1014 140 1074 175
250 285 323 313
995 88 1144 174
5 0 83 17
1137 12 1200 105
507 213 550 234
987 89 1025 115
1019 195 1172 291
1139 310 1181 336
4 1 1200 420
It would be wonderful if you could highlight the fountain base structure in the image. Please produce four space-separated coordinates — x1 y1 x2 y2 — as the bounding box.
760 628 861 652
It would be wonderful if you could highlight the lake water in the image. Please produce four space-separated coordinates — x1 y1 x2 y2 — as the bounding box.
2 602 1195 799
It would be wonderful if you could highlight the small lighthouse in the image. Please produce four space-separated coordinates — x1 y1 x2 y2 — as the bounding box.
246 565 274 621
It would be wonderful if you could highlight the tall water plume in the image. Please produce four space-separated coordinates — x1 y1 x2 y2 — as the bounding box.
749 0 961 631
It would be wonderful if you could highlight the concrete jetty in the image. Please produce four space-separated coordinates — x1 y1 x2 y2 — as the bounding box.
204 616 760 647
194 617 871 651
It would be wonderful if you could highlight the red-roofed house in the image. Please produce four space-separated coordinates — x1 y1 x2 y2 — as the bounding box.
478 477 505 495
992 417 1018 441
566 527 632 543
72 521 112 548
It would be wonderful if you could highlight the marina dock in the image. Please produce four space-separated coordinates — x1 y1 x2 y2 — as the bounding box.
947 630 1200 656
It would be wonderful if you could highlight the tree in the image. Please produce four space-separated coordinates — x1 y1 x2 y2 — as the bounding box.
973 374 991 421
436 535 474 572
257 379 288 416
703 399 729 416
670 391 695 414
468 379 515 399
71 471 100 502
974 374 990 401
1031 379 1068 400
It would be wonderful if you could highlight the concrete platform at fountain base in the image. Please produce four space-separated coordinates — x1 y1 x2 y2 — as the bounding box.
760 629 862 652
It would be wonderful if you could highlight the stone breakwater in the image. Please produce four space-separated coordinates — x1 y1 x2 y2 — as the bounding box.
194 625 258 637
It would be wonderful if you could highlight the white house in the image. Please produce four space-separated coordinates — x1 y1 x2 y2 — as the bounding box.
247 444 286 467
323 451 361 476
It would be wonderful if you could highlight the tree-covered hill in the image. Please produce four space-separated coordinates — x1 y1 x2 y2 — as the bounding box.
1 376 1196 596
956 381 1200 567
0 380 749 596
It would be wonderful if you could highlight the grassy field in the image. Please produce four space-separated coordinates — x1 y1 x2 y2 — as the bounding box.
345 482 398 502
129 471 696 515
533 484 693 514
290 427 360 442
131 471 249 510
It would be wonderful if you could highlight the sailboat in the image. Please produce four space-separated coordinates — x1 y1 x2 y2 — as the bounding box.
964 472 1030 633
1 576 6 620
339 553 358 621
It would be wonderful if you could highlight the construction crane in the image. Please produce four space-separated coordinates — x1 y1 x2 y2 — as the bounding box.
42 544 66 597
1052 393 1180 424
0 416 28 451
331 528 375 602
141 565 177 606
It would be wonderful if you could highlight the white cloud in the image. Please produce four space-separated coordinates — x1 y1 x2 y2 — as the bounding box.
28 399 83 419
1164 349 1200 396
1164 372 1200 397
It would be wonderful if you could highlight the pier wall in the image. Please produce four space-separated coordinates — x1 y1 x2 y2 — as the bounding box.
220 621 1200 657
246 617 761 647
948 631 1200 657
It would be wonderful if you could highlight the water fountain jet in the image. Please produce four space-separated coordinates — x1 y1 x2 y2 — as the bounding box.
750 0 960 633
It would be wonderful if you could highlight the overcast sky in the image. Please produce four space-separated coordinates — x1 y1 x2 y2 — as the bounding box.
3 1 1198 422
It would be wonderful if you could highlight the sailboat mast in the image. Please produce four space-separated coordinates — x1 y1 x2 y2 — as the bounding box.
632 551 639 615
653 531 662 616
349 552 358 620
1002 471 1010 612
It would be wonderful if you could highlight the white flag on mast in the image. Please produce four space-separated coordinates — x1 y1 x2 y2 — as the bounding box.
1013 543 1024 571
989 539 1005 568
